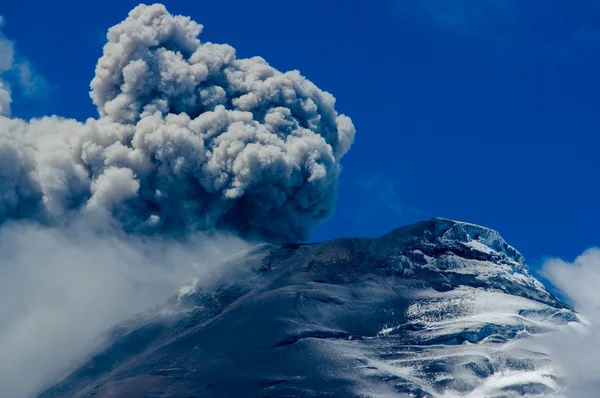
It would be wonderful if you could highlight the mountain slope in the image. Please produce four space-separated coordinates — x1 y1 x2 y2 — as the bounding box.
39 219 576 398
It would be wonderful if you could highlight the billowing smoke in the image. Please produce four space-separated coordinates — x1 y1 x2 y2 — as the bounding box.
0 4 354 396
0 3 355 241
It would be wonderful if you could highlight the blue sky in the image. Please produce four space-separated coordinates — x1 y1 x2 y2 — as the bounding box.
2 0 600 273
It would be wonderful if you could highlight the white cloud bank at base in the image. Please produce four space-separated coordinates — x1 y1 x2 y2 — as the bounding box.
0 221 249 397
541 248 600 396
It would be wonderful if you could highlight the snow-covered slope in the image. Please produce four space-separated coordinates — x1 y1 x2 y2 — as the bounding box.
39 219 576 397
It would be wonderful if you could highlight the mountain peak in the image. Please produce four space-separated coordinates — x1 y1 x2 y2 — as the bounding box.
380 217 526 268
431 217 526 266
40 218 571 398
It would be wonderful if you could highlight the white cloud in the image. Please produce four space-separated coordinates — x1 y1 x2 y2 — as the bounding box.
541 248 600 396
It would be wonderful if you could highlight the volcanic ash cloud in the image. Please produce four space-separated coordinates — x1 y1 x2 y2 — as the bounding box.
0 3 355 241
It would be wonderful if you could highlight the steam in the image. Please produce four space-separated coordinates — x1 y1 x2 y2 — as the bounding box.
0 3 355 241
0 220 249 397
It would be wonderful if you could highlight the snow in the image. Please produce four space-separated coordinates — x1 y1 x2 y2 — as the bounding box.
435 217 526 266
463 239 497 255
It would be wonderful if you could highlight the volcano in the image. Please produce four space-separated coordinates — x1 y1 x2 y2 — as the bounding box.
39 218 575 397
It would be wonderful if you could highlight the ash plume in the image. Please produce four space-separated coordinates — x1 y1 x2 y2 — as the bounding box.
0 4 355 241
0 5 354 396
